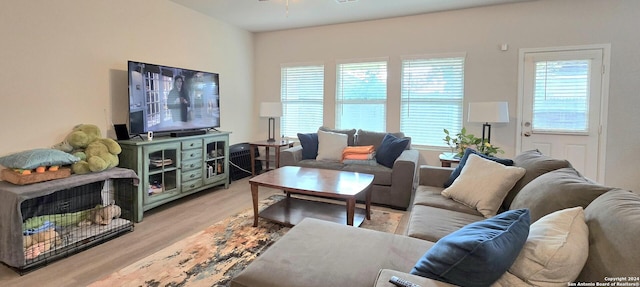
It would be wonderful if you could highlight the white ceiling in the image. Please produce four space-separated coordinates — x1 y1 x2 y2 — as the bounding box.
170 0 532 33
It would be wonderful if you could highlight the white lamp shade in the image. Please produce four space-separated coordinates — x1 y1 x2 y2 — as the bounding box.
468 102 509 123
260 102 283 118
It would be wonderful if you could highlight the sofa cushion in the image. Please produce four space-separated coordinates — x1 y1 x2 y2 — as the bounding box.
342 164 392 186
319 126 356 146
502 149 572 211
577 189 640 283
413 186 482 216
442 154 526 218
495 207 589 286
410 209 530 287
356 129 406 150
342 159 378 166
509 167 611 222
297 132 318 160
407 205 485 242
443 148 514 188
296 159 345 171
376 134 410 168
316 130 348 161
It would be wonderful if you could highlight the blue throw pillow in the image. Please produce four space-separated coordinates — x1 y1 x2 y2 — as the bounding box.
443 148 514 187
411 209 530 287
375 134 410 168
0 148 80 170
297 133 319 160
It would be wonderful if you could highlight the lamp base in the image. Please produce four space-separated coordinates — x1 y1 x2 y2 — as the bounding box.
481 122 492 144
267 117 276 143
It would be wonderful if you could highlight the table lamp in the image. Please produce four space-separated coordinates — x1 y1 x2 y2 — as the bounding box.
260 102 282 142
467 101 509 144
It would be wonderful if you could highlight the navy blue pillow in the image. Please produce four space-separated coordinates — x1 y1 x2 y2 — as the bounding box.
375 134 410 168
297 133 318 160
411 209 530 287
443 148 514 187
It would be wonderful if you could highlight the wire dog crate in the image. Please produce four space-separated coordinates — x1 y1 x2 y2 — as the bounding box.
0 168 137 274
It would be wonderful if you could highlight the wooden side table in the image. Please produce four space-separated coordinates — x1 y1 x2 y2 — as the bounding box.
249 140 295 176
439 153 461 167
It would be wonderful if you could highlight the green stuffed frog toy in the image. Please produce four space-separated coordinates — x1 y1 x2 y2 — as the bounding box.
63 124 121 174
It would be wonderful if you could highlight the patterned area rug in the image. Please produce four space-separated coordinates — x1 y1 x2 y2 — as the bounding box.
89 195 403 287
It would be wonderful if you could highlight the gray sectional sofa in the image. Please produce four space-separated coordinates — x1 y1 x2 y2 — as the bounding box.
232 150 640 287
280 128 420 210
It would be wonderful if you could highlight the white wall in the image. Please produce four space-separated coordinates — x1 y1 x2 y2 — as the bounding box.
254 0 640 192
0 0 254 154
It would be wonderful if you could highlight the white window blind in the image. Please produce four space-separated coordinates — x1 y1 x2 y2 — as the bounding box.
280 64 324 137
336 61 387 131
400 56 465 146
533 60 590 132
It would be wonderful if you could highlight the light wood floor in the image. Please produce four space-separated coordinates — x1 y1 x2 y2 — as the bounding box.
0 177 410 287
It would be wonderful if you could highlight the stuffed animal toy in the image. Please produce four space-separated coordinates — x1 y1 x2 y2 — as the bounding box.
59 124 122 174
78 203 122 226
23 228 61 260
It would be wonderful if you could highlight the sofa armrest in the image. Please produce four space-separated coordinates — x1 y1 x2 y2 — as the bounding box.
393 149 419 180
419 165 454 187
374 269 457 287
389 149 420 209
280 145 303 167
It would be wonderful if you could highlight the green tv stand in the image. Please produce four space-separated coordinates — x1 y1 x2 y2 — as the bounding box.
118 131 230 222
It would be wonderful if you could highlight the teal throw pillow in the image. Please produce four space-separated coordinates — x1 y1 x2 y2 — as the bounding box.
411 208 530 287
443 148 514 187
375 133 410 168
297 133 319 160
0 148 80 170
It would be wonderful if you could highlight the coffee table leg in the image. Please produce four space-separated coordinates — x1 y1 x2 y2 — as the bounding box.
365 186 371 220
346 198 355 226
251 183 259 227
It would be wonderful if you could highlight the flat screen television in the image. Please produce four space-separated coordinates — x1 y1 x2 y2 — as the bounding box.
127 60 220 135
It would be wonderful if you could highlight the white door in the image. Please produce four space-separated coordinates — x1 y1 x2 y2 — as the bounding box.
519 47 607 182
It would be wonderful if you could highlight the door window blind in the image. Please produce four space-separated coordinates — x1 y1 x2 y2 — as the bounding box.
533 60 590 133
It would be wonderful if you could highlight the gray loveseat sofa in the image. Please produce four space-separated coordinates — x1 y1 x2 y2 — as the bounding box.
280 128 420 210
231 150 640 287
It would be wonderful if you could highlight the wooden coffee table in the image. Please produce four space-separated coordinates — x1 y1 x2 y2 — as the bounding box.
249 166 374 227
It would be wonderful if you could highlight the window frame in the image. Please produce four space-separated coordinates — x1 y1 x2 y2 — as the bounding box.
400 53 466 148
335 57 388 131
280 62 325 138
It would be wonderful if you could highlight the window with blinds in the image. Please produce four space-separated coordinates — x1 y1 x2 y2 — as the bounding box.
336 60 387 131
533 60 590 133
400 56 465 147
280 64 325 137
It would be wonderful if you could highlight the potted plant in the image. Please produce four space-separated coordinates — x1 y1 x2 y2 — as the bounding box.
443 127 503 158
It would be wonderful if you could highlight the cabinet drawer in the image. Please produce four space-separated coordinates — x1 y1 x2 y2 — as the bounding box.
182 169 203 182
181 159 201 171
182 150 203 161
182 139 203 150
182 178 203 192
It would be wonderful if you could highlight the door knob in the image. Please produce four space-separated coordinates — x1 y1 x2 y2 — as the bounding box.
523 132 531 137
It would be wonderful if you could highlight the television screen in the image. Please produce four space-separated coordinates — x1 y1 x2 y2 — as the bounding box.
127 61 220 135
